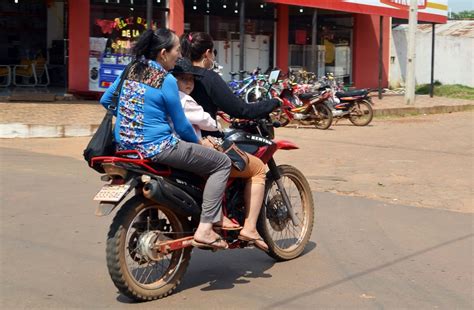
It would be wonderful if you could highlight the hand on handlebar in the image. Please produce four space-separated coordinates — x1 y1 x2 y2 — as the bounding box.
273 97 284 107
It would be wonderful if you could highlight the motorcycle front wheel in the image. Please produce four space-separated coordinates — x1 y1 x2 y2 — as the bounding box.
258 165 315 261
245 85 271 103
106 196 192 301
270 108 291 127
312 103 333 130
349 100 373 126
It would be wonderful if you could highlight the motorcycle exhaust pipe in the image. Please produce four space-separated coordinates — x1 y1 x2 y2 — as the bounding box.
143 178 201 218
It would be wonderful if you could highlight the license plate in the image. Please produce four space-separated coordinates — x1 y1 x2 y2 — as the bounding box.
93 184 130 202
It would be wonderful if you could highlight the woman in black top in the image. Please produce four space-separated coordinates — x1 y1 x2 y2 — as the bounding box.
180 32 282 252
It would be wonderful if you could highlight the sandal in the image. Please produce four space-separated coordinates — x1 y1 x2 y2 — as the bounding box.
192 237 229 250
214 217 242 231
238 234 269 252
213 224 242 231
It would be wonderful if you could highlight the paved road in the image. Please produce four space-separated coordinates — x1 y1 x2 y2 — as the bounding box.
274 111 473 213
1 111 472 212
1 148 472 309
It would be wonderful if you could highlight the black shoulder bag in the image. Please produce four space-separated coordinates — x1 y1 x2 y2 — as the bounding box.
83 64 132 173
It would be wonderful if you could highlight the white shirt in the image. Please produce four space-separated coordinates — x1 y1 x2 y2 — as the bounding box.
179 91 219 139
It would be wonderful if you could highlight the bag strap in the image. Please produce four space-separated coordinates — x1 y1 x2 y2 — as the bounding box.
108 63 133 111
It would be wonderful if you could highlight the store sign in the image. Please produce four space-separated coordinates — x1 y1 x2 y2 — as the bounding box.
89 16 147 91
267 0 448 23
380 0 427 9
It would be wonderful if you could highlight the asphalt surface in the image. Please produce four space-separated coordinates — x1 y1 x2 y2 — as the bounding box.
1 147 472 309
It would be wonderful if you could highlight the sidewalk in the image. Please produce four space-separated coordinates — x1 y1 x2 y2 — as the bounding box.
0 95 472 138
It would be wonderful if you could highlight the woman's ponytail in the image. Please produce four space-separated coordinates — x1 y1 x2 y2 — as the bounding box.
132 29 154 59
131 28 176 76
180 32 214 62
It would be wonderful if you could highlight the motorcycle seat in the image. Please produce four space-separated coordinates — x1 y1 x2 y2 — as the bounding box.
335 89 368 98
299 92 318 100
147 162 203 181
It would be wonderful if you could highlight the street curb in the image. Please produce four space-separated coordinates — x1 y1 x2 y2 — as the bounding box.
0 123 99 139
0 104 472 138
286 103 473 128
372 104 473 117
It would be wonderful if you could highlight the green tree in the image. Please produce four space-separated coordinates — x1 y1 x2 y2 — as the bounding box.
449 10 474 20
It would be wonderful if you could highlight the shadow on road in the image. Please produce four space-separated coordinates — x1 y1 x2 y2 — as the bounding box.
262 233 473 309
115 241 317 303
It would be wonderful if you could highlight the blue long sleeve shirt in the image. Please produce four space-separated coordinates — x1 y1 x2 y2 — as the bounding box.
100 60 198 158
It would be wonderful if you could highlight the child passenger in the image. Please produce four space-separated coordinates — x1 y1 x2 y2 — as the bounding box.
172 58 242 231
172 58 219 139
171 57 269 251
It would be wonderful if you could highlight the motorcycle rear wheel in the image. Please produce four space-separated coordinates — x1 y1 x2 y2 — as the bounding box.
106 196 192 301
312 103 333 130
258 165 315 261
349 100 373 126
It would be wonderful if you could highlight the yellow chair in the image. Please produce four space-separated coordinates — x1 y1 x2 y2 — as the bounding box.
34 57 50 87
0 65 11 87
13 59 38 87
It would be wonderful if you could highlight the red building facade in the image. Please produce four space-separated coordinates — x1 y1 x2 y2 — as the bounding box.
68 0 447 95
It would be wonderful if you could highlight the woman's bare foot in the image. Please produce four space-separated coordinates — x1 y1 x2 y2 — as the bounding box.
214 216 242 230
193 227 228 249
238 228 268 252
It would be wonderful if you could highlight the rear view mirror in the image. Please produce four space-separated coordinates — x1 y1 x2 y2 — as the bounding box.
268 70 280 84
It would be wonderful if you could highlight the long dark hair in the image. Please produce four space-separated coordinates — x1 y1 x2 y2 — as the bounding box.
132 28 176 74
180 32 214 62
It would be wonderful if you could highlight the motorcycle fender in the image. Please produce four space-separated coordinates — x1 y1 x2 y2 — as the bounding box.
95 202 118 217
274 139 299 150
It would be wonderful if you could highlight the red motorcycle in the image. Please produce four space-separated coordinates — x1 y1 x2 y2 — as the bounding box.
90 115 314 301
272 82 334 130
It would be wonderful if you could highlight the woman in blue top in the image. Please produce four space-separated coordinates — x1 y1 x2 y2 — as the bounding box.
100 28 231 250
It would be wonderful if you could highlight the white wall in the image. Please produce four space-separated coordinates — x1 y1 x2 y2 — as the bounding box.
390 26 474 88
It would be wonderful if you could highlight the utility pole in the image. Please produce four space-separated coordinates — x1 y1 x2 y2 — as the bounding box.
146 0 152 29
239 0 245 80
404 0 418 105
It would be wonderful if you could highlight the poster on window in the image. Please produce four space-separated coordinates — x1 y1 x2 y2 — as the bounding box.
89 16 147 91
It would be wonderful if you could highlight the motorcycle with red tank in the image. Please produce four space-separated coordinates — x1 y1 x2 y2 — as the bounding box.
90 115 315 301
272 82 334 130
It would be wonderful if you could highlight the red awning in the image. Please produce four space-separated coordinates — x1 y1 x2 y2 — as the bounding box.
266 0 447 24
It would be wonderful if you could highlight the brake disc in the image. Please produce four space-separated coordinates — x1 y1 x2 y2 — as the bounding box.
266 194 290 232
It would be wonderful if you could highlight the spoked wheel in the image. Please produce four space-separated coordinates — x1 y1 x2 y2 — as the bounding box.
349 100 373 126
106 196 192 301
311 103 333 130
258 165 315 261
245 86 270 103
270 108 291 127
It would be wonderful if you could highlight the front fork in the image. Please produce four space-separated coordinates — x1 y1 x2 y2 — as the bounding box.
267 158 299 226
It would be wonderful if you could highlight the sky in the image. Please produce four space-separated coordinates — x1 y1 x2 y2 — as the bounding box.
448 0 474 13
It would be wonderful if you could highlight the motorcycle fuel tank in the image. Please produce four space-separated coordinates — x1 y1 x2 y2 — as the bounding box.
224 129 275 156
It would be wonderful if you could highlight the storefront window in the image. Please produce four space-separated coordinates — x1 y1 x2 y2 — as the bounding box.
88 0 166 91
184 0 276 80
289 7 353 82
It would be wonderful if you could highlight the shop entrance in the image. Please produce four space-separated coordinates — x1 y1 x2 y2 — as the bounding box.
0 0 67 97
288 7 353 83
184 0 276 81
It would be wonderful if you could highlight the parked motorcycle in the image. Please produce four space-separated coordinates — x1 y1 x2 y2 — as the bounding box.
90 115 314 301
272 84 333 130
325 89 374 126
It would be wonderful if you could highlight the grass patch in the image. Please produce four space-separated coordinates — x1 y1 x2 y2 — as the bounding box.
416 83 474 100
